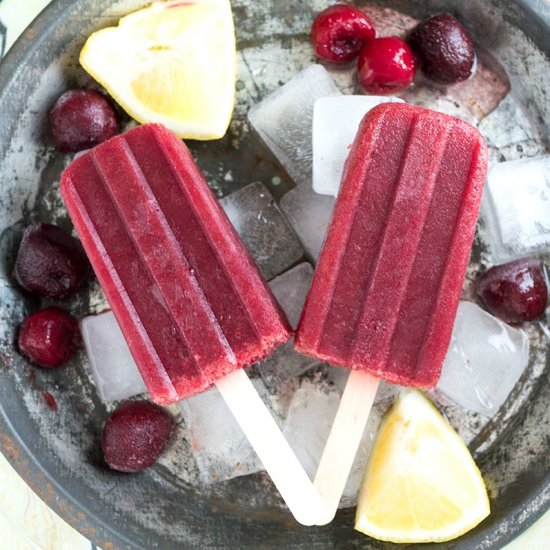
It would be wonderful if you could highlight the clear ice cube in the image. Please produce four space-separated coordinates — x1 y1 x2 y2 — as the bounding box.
399 54 510 125
479 155 550 263
256 263 318 389
80 311 147 402
256 341 319 391
282 379 341 479
268 262 314 329
437 301 530 415
478 95 548 164
220 181 304 280
326 366 349 394
180 379 278 484
312 96 404 196
279 184 335 262
327 366 400 406
248 65 341 187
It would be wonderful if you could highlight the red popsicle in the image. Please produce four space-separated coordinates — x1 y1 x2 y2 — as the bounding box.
60 123 291 405
297 103 488 523
296 102 488 386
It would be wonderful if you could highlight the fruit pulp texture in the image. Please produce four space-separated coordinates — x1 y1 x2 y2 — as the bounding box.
296 103 487 387
61 124 291 405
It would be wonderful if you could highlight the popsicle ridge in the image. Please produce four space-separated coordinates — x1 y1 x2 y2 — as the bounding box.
296 103 487 388
62 179 180 404
348 111 453 373
90 141 238 380
412 129 488 384
127 125 290 366
295 107 399 355
61 124 291 404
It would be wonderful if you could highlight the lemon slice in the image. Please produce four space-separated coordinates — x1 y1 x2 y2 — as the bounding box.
80 0 236 140
355 390 490 543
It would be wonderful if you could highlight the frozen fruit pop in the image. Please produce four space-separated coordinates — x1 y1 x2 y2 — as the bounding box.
60 123 326 525
60 123 290 404
297 103 487 383
298 103 488 523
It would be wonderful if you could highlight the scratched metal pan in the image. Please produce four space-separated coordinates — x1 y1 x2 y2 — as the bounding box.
0 0 548 548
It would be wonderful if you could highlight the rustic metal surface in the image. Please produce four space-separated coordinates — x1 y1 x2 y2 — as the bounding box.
0 1 548 548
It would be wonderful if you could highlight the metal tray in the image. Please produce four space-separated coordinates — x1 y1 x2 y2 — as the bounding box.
0 1 548 548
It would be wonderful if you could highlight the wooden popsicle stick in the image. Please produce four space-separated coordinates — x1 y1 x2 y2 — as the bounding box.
313 369 380 525
215 369 328 526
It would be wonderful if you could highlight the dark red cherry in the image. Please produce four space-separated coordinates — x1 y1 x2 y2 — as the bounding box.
477 258 548 324
14 223 89 299
102 401 174 473
408 13 475 84
18 307 81 368
49 89 119 153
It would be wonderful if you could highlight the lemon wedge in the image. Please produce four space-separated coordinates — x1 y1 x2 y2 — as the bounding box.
355 390 490 543
80 0 236 140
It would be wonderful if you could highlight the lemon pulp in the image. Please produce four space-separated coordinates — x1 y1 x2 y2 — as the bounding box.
80 0 236 140
355 390 490 543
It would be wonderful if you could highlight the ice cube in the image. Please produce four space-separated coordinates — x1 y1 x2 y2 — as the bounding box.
256 263 318 389
80 311 147 402
256 341 319 391
478 95 547 164
282 379 381 506
220 181 304 280
326 366 349 394
280 184 335 262
180 380 277 484
248 65 341 187
268 262 314 329
479 156 550 263
312 96 404 196
399 53 510 125
437 301 530 415
431 47 510 122
327 366 400 406
282 379 341 479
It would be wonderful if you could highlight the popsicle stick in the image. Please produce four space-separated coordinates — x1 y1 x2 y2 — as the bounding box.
215 369 328 526
313 369 380 525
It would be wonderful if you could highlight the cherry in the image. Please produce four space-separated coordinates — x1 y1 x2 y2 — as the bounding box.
408 13 475 84
311 4 375 64
477 258 548 324
102 401 174 473
14 223 89 299
357 37 416 94
18 307 81 368
49 89 119 153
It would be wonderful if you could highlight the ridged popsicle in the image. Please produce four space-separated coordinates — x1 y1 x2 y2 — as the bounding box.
61 123 291 405
296 103 488 387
